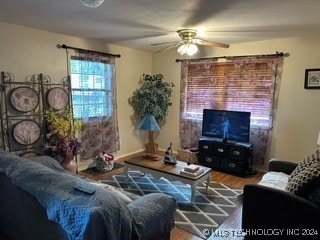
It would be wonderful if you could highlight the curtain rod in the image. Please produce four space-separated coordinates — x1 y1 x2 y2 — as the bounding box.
58 44 121 58
175 51 287 62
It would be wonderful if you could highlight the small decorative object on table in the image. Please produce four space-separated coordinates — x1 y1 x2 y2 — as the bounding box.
180 164 204 177
164 142 177 165
95 152 115 171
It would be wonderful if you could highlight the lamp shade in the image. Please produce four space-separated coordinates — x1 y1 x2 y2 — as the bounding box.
138 115 160 131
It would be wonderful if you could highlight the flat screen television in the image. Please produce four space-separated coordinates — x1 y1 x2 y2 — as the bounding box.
201 109 251 143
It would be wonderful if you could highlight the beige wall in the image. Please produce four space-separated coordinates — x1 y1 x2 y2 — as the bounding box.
153 37 320 169
1 21 320 170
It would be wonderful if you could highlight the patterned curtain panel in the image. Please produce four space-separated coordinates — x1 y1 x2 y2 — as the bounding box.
70 50 120 160
80 114 120 159
179 55 283 165
179 59 218 148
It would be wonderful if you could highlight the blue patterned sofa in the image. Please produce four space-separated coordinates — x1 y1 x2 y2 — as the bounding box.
0 151 176 240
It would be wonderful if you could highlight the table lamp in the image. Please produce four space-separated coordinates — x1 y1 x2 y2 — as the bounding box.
138 115 160 157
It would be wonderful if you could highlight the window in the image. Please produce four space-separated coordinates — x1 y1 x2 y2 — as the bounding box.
67 50 119 159
70 57 113 119
182 60 223 120
182 57 279 128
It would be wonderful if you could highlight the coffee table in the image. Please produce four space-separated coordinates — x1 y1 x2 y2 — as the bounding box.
124 156 212 204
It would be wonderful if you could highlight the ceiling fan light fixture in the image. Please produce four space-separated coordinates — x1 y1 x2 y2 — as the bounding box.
177 43 198 56
80 0 104 8
155 28 229 54
177 44 187 55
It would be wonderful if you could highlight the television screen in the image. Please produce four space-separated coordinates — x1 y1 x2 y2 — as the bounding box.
202 109 251 143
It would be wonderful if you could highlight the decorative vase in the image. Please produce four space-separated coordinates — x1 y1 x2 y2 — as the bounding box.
104 160 114 171
60 156 77 174
95 153 114 171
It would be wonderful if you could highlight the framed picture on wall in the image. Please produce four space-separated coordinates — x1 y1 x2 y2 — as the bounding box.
305 68 320 89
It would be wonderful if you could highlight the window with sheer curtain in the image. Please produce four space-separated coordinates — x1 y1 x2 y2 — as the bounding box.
179 55 283 164
69 51 119 159
70 57 113 119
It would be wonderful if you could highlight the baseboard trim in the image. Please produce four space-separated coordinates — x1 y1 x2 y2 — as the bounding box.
115 150 145 161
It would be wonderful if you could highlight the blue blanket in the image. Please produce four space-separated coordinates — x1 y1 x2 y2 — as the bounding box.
0 151 133 240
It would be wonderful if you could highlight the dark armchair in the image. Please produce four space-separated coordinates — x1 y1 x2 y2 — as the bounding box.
242 159 320 239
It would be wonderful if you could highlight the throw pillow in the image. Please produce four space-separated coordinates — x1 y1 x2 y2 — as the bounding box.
289 152 319 177
286 151 319 186
286 152 320 196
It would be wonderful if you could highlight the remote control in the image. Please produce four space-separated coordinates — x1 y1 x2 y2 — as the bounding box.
74 183 96 195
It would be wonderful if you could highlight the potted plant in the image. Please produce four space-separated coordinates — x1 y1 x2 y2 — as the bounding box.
128 73 174 124
46 108 83 173
128 74 174 154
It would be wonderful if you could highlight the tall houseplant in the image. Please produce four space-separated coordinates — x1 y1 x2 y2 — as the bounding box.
129 74 174 155
128 73 174 124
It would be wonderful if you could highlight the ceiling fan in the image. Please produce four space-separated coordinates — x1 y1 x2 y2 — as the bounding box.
152 29 230 56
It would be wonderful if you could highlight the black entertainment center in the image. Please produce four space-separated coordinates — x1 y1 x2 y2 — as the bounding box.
198 109 253 176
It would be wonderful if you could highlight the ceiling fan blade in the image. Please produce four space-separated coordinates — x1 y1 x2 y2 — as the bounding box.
156 43 181 53
151 41 180 46
193 38 229 48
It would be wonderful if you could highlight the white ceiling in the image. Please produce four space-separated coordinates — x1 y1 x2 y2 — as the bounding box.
1 0 320 52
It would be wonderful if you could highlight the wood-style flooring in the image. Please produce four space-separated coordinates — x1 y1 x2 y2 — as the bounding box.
0 158 263 240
